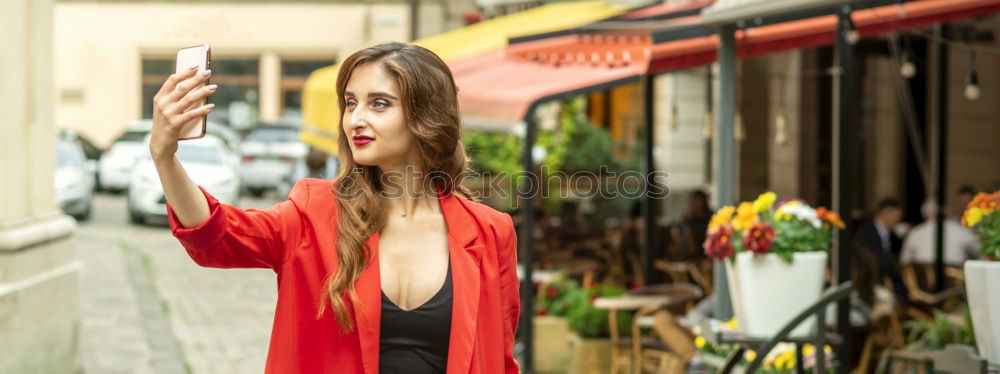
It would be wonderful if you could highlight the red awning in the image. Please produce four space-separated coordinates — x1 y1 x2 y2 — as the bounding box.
650 0 1000 73
453 34 650 125
453 0 1000 125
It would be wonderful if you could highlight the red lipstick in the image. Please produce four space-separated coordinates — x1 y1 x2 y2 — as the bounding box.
352 135 374 147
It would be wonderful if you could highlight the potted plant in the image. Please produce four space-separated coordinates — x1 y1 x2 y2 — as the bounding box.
533 273 582 373
565 283 632 374
961 190 1000 365
904 309 976 352
704 192 844 338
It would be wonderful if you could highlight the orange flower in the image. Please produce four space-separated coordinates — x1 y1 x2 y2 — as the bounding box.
969 192 999 213
816 207 845 229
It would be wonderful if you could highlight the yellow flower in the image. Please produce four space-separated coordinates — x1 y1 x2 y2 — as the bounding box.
753 192 777 213
775 350 796 370
963 207 984 227
724 317 738 329
803 344 816 356
694 336 706 349
709 206 736 231
732 202 758 230
744 350 757 362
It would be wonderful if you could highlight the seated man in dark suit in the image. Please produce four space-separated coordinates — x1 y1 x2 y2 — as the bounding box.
854 198 908 299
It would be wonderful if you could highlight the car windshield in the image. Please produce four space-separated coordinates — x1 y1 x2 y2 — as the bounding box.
57 143 83 166
176 145 223 164
247 128 299 143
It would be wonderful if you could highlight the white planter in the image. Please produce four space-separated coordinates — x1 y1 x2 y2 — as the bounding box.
965 260 1000 365
726 251 828 338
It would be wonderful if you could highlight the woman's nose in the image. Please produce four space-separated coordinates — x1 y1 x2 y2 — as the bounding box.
348 109 369 130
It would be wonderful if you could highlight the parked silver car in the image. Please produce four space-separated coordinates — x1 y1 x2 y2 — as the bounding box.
55 140 96 220
98 122 151 192
128 135 241 224
239 124 307 197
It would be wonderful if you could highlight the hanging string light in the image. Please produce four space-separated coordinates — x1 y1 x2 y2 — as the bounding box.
965 50 981 101
734 113 746 142
900 37 916 78
843 14 860 45
774 112 788 145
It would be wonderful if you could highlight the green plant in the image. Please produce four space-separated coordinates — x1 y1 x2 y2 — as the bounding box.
961 190 1000 259
904 309 976 350
566 284 632 339
463 131 522 176
535 272 584 317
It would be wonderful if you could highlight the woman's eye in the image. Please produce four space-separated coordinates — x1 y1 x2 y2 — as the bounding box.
345 99 357 109
372 100 389 110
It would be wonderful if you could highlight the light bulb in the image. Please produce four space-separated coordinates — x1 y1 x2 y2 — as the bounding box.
900 61 916 78
734 114 745 142
845 30 860 45
965 72 981 101
532 145 547 164
703 112 714 139
774 114 787 145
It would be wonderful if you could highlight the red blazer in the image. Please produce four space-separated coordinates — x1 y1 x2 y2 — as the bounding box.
166 178 520 374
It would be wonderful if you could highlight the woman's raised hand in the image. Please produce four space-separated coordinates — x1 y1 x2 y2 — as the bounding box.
149 66 217 161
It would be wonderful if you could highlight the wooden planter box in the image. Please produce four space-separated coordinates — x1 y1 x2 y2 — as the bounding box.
533 316 571 373
566 332 612 374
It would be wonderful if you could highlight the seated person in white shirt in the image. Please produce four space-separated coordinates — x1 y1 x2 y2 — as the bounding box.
900 199 981 266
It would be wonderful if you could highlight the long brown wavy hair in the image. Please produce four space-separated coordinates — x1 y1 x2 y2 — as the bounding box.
318 42 474 332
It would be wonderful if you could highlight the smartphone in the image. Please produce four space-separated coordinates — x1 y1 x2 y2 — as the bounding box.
174 44 211 140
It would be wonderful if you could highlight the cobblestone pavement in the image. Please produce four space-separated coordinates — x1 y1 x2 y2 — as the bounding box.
77 191 282 374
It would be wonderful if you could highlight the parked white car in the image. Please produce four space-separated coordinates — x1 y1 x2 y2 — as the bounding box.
239 124 308 197
127 135 241 224
98 122 151 192
55 140 96 220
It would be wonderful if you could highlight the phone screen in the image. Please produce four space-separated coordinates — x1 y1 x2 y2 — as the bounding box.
174 44 211 140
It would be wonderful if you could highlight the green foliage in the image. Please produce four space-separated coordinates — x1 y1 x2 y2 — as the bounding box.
463 131 522 175
566 284 633 339
462 95 640 221
535 273 585 317
904 309 976 351
766 219 832 263
975 212 1000 259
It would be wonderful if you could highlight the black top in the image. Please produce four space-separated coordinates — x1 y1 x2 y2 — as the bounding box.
379 263 452 374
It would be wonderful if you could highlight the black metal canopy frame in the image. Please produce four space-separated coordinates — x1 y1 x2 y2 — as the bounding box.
511 1 962 372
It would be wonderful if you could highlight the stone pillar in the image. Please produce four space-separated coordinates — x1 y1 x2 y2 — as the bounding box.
259 51 282 122
0 0 80 372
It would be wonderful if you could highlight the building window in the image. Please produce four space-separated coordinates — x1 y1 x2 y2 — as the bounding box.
280 59 335 120
141 57 260 128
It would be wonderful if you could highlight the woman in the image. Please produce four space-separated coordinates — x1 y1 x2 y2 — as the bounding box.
149 42 520 374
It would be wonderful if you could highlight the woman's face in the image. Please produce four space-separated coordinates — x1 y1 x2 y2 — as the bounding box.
342 62 416 169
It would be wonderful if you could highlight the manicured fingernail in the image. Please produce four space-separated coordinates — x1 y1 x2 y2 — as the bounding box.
202 69 212 77
207 103 216 109
207 84 218 91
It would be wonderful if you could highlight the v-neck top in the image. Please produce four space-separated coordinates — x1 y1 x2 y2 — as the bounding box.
379 263 453 373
